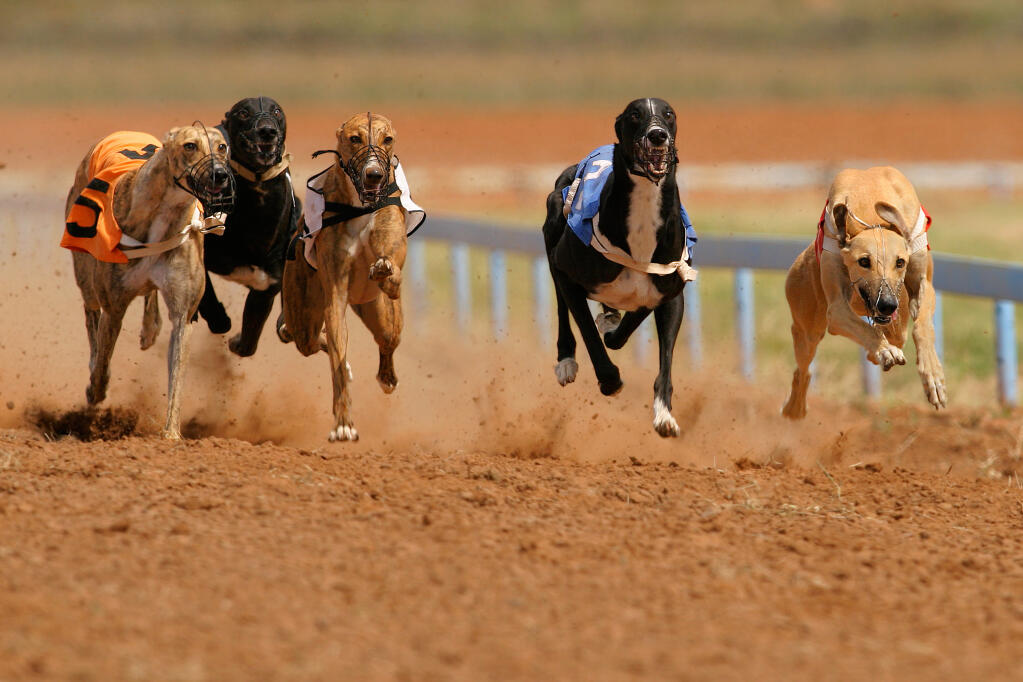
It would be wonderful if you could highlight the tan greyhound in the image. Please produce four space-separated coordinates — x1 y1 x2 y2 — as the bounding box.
63 125 233 438
782 166 947 418
279 112 424 442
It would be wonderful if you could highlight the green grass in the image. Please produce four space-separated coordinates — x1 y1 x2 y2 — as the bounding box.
3 0 1021 104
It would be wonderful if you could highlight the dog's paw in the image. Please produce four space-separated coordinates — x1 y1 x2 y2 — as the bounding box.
870 345 906 371
595 310 622 336
917 353 948 409
781 398 807 420
328 423 359 442
598 368 623 397
228 334 256 358
369 257 395 281
139 325 160 351
203 305 231 334
377 369 398 394
85 384 105 406
653 397 680 437
555 358 578 386
160 428 182 441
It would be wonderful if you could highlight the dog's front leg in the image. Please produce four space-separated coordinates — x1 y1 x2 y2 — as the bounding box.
196 271 231 334
820 253 905 370
318 241 358 442
229 285 281 357
910 275 947 408
552 271 622 396
159 259 205 440
651 295 683 437
367 209 406 300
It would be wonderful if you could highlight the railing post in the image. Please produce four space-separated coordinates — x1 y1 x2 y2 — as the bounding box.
933 290 944 362
684 279 702 367
734 269 755 381
407 238 427 318
489 250 508 340
450 243 471 333
861 350 882 400
634 317 652 366
995 300 1017 406
532 257 552 348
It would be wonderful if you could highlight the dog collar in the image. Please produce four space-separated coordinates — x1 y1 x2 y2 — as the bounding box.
229 150 291 183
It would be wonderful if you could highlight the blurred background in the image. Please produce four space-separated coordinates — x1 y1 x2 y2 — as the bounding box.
1 0 1021 427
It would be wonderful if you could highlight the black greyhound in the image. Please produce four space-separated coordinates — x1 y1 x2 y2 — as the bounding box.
542 97 696 437
197 95 298 356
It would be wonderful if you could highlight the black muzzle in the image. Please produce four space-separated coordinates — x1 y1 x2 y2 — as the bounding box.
631 121 677 184
181 153 236 215
237 111 284 165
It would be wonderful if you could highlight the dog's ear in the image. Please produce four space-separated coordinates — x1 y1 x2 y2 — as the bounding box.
831 202 848 247
875 201 908 238
163 127 182 145
614 112 625 144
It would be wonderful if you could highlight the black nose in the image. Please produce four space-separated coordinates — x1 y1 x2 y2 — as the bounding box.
212 169 229 186
256 125 277 141
647 128 669 145
877 296 898 315
365 168 384 183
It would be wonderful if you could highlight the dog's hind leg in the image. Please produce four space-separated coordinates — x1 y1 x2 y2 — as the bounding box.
781 319 825 420
551 269 578 386
281 241 326 357
86 303 128 406
140 291 161 350
603 308 653 350
553 272 622 396
352 295 402 394
318 242 358 442
229 285 281 357
651 296 683 437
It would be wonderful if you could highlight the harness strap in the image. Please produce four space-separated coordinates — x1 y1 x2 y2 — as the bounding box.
320 183 401 228
118 210 226 260
229 151 291 183
590 225 698 282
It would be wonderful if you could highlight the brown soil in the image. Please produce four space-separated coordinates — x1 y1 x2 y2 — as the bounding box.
1 103 1022 680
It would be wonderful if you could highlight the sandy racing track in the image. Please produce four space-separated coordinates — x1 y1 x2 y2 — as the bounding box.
1 103 1023 680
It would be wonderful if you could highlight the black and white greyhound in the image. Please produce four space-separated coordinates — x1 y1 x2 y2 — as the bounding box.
542 97 697 437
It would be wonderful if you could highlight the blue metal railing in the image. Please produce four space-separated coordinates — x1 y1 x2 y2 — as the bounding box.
410 219 1022 406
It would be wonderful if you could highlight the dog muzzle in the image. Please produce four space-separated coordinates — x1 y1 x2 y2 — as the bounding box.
631 131 677 183
179 153 236 216
341 143 393 205
237 112 284 166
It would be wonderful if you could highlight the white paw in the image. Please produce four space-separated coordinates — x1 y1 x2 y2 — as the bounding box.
870 346 906 371
555 358 578 386
653 396 680 438
328 424 359 442
345 360 354 383
594 310 621 335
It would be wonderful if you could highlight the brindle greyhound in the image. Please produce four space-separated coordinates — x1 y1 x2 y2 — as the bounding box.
280 112 415 442
63 124 233 439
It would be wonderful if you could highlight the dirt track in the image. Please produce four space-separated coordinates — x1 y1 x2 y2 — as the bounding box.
2 103 1022 679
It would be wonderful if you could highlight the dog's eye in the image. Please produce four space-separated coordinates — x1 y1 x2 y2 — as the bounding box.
857 257 871 268
383 136 393 144
664 110 675 120
348 135 361 144
238 110 250 120
895 258 906 268
217 143 227 153
630 111 640 121
183 142 198 152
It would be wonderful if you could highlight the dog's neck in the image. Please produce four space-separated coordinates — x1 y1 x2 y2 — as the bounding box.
117 149 198 244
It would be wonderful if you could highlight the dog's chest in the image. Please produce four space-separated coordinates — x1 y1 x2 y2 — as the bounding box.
591 181 664 311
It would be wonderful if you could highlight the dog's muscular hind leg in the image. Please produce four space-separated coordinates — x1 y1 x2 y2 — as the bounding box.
553 272 622 396
140 292 161 351
603 308 653 350
352 296 402 394
86 304 127 405
782 320 825 420
551 268 578 386
281 241 326 356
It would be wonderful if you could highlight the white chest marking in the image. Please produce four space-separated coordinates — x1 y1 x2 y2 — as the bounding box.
591 180 663 311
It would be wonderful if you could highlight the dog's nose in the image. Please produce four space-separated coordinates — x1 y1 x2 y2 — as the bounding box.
212 168 230 186
646 128 669 145
877 296 898 316
365 167 385 184
256 125 277 141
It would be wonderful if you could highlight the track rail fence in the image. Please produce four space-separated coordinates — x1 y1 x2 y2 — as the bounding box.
408 218 1023 406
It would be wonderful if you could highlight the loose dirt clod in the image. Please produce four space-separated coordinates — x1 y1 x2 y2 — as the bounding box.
30 406 138 441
